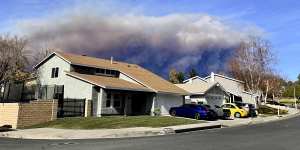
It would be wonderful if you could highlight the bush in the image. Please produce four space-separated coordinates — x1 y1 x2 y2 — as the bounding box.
258 105 288 115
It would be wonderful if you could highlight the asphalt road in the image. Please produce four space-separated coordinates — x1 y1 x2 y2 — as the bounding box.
1 116 300 150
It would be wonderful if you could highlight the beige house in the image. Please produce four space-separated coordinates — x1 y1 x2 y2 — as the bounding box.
34 51 188 116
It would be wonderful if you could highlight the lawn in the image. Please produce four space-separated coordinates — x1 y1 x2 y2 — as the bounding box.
279 98 299 104
258 105 288 115
28 116 204 129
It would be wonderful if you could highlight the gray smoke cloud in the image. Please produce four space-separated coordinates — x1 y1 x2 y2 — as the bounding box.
19 13 261 77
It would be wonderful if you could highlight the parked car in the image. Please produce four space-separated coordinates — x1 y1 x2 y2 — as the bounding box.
234 102 257 117
169 104 218 120
267 100 286 107
221 103 248 118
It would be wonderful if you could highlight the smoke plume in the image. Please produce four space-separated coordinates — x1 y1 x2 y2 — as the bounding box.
19 13 260 77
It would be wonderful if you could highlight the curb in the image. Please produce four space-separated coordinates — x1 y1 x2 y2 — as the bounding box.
172 124 222 133
161 123 222 134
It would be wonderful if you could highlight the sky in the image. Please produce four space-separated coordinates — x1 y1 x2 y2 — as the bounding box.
0 0 299 81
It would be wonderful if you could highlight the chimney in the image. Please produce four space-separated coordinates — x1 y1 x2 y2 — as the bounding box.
210 72 215 83
110 56 113 64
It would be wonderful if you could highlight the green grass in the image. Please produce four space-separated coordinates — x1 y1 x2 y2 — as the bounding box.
258 105 288 115
27 116 204 129
279 98 300 104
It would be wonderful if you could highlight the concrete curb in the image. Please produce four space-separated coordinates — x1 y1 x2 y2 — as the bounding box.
161 122 222 134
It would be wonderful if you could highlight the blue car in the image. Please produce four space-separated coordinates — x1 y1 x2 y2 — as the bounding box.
169 104 217 120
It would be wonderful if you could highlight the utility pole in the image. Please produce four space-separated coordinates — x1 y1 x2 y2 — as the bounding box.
294 86 297 110
264 80 269 104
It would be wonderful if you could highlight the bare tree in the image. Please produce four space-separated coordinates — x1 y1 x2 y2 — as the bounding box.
229 36 275 96
262 72 285 101
0 35 29 84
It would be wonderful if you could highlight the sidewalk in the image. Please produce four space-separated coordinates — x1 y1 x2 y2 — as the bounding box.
0 122 221 139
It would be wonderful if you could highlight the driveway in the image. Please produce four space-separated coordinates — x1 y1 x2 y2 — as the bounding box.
1 115 300 150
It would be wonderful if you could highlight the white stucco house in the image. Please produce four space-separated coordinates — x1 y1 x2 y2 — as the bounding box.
176 76 229 107
177 73 260 107
34 51 188 116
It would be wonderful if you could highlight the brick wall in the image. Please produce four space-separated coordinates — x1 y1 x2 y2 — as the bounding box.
0 100 58 129
17 100 58 128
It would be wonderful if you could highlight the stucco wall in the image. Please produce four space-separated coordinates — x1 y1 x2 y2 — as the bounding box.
206 76 245 96
156 93 183 116
241 92 256 105
64 75 93 99
37 55 70 86
0 103 19 128
0 100 57 129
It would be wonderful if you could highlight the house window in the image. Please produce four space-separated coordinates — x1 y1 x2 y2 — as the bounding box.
96 68 105 74
51 67 59 78
106 93 111 107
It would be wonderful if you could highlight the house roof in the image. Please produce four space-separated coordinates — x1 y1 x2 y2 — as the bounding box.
183 76 208 83
66 72 154 92
204 73 245 84
176 82 227 95
35 51 188 95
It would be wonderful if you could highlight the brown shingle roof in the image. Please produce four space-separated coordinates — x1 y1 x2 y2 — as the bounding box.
66 72 153 92
52 52 188 95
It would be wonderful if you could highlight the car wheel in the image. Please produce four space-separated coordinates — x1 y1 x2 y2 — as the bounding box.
234 112 241 118
195 113 201 120
170 110 176 116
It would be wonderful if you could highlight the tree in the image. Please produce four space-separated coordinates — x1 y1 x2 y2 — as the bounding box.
188 68 198 78
177 72 185 83
169 69 179 84
295 74 300 85
169 69 185 84
229 36 275 96
262 73 284 100
0 35 29 84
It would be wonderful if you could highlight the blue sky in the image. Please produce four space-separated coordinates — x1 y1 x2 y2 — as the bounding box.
1 0 300 81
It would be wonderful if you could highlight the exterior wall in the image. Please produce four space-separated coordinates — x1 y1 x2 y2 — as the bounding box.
205 86 227 107
241 92 256 105
156 93 183 116
64 75 93 99
37 55 71 86
17 100 58 128
0 103 19 128
0 100 58 129
211 76 245 96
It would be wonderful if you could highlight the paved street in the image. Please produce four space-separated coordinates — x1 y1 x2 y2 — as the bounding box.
1 115 300 150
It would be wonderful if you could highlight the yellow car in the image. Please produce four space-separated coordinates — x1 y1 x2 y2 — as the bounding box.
221 103 248 118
